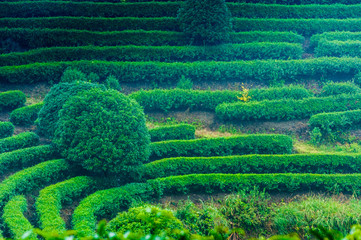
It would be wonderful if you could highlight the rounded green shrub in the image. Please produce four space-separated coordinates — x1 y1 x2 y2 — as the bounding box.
0 122 14 139
319 81 361 97
36 81 105 138
106 205 185 237
0 91 26 111
60 67 87 83
177 0 232 45
54 88 150 175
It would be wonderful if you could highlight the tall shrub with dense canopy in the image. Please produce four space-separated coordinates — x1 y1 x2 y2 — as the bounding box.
177 0 232 45
53 89 150 176
36 82 105 138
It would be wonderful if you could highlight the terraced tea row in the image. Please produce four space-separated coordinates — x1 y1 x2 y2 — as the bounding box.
3 2 361 19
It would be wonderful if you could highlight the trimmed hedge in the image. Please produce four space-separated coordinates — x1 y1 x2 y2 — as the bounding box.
0 122 14 139
149 134 293 161
0 28 304 51
309 110 361 132
0 159 70 211
0 132 39 154
0 91 26 111
36 176 97 234
310 32 361 48
3 195 36 240
149 124 195 142
1 0 359 4
130 87 312 112
0 43 303 66
142 154 361 180
72 183 153 237
2 57 360 84
0 2 181 18
0 145 58 176
9 102 44 126
316 40 361 58
216 94 361 121
319 82 361 97
3 2 361 19
233 18 361 36
148 173 361 196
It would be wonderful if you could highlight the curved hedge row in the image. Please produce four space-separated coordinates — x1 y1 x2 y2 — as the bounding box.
0 145 58 176
309 109 361 132
148 173 361 195
0 43 303 66
149 124 195 142
73 172 361 236
216 94 361 121
9 102 44 126
0 28 304 51
0 122 14 139
2 195 36 240
0 159 70 211
316 40 361 58
72 183 153 237
2 2 361 19
310 32 361 48
0 132 39 154
36 176 97 234
129 87 313 112
149 134 293 161
0 91 26 111
233 18 361 36
1 57 359 84
142 154 361 179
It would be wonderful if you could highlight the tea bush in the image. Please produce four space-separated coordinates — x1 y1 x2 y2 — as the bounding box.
0 122 14 139
10 102 44 125
149 124 195 142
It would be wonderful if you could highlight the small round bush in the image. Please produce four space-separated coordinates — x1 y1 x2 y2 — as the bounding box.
37 81 105 138
105 75 121 91
54 88 150 175
106 205 185 237
60 67 87 83
177 0 232 45
0 122 14 139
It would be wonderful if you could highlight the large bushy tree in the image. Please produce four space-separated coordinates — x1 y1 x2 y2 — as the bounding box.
53 88 150 176
177 0 233 45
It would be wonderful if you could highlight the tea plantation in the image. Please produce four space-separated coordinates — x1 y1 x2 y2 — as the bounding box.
2 0 361 239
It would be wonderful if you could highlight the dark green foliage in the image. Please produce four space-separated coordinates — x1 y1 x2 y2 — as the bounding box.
319 82 361 97
2 0 360 3
142 154 361 180
0 145 58 176
72 183 154 237
130 87 312 112
149 135 293 161
54 89 150 175
104 75 121 91
177 0 232 45
0 159 70 211
9 102 44 126
0 28 303 51
60 67 87 83
106 205 185 237
309 110 361 133
36 176 97 233
316 40 361 58
0 132 39 154
233 19 361 36
176 76 193 89
216 94 361 121
149 124 195 142
0 91 26 111
2 57 360 84
37 82 105 137
0 2 181 18
3 195 36 240
0 122 14 139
